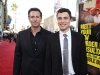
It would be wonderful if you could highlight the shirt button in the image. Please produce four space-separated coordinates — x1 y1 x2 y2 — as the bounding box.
35 49 36 50
35 42 36 44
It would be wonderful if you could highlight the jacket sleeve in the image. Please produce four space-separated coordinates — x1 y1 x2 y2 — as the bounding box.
45 37 52 75
13 32 22 75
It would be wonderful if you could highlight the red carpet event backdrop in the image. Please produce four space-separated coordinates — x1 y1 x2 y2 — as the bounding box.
78 0 100 75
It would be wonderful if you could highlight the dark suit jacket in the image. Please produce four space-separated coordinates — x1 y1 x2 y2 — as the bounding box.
45 31 87 75
13 27 52 75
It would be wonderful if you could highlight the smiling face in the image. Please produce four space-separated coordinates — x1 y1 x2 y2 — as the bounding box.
57 12 71 33
95 9 100 16
28 11 42 28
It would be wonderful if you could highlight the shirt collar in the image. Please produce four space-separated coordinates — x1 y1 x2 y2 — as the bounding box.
59 29 71 37
29 26 43 34
29 26 43 36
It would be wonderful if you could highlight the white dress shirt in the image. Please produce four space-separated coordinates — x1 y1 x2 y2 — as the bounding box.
59 29 75 75
94 14 100 23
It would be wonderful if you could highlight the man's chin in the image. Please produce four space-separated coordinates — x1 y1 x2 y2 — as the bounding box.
60 29 66 31
60 27 66 31
32 25 40 28
60 27 69 32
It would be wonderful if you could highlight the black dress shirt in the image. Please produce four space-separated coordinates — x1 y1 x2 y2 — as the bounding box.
30 28 43 56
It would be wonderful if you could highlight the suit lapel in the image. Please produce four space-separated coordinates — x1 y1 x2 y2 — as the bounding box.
55 32 62 58
71 31 77 61
26 28 34 56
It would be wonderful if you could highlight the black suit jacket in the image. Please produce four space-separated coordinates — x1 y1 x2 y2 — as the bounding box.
13 27 52 75
45 31 87 75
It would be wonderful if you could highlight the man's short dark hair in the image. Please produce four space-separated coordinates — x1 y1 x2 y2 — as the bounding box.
28 8 42 18
56 8 72 19
95 8 100 11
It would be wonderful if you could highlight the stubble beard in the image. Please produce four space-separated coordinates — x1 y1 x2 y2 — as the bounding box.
32 24 40 28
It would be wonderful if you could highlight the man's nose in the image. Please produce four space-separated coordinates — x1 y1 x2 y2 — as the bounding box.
61 19 65 22
33 17 37 21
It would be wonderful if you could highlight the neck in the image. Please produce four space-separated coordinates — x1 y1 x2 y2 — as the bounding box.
31 26 41 36
61 27 70 34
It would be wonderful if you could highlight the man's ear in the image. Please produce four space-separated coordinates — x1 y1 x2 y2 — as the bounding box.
70 18 72 22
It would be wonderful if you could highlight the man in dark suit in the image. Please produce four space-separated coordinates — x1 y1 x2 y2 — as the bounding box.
13 8 52 75
45 8 87 75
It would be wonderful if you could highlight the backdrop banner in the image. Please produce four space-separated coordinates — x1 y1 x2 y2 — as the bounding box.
78 0 100 75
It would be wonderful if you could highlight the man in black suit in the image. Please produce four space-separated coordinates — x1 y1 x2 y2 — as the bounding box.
13 8 52 75
45 8 87 75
